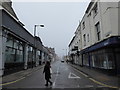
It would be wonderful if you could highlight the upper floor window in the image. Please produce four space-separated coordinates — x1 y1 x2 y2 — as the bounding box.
87 34 89 42
95 22 101 41
82 21 85 30
83 34 86 46
93 3 98 17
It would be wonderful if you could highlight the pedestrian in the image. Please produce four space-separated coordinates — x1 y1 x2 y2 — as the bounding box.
43 61 53 86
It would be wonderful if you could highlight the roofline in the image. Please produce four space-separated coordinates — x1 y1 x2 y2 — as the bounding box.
1 9 34 41
85 0 94 14
68 36 76 47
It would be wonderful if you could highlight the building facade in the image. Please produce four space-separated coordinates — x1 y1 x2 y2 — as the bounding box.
0 0 56 76
69 0 120 75
68 24 81 64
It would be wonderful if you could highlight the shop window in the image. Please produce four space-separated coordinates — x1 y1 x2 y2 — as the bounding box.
106 53 115 69
91 52 95 67
2 29 7 37
94 54 99 68
5 47 15 63
79 55 83 66
14 40 19 49
18 41 23 50
6 37 13 48
16 50 23 62
37 51 41 60
28 46 33 62
40 51 42 59
90 49 115 69
19 43 23 50
98 54 105 69
5 35 24 63
83 54 89 66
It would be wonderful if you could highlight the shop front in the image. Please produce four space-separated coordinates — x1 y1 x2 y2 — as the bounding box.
4 33 24 75
80 36 120 75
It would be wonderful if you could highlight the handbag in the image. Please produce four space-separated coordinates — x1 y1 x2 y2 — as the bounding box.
50 68 52 74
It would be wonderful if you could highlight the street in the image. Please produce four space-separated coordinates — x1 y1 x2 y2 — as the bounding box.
1 1 120 90
3 60 118 90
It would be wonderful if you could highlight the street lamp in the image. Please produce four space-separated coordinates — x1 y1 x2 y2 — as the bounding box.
33 24 44 68
34 24 44 38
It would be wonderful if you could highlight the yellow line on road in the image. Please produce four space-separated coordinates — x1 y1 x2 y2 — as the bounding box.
70 65 120 89
69 64 88 77
0 77 25 86
73 68 88 77
89 78 119 89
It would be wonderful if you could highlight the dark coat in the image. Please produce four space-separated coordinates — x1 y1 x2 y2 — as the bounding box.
43 65 51 80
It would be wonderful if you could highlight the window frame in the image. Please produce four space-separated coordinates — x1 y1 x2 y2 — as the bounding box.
95 22 101 41
82 21 85 30
83 34 86 46
93 3 98 17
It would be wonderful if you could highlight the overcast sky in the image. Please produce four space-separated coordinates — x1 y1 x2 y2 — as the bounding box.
11 1 90 57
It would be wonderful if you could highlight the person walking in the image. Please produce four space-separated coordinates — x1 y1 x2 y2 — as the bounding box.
43 61 53 86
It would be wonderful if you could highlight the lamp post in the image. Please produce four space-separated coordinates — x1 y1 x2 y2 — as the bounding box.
34 25 44 38
33 24 44 68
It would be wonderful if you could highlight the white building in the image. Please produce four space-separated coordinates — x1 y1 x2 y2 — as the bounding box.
69 0 120 75
68 23 82 64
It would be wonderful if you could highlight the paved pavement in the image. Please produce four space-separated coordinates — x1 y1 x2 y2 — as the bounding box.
69 63 120 88
1 65 44 84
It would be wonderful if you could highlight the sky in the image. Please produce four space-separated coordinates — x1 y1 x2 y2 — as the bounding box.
11 0 90 57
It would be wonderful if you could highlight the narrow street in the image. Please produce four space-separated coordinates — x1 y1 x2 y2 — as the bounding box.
3 60 115 90
1 1 120 90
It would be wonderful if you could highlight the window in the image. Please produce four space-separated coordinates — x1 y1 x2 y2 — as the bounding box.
89 12 91 16
93 3 98 16
82 21 85 30
5 35 24 63
83 34 86 46
6 36 13 48
28 46 34 62
95 22 101 41
90 49 115 69
87 34 89 42
83 53 89 66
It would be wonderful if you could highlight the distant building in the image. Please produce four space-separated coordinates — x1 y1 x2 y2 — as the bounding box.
69 0 120 75
45 47 56 62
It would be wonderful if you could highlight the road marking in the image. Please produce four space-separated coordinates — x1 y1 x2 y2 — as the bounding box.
53 66 60 87
89 78 119 89
56 67 59 76
26 74 31 77
69 64 120 89
72 68 88 77
68 72 81 79
85 85 94 88
97 85 107 88
0 77 25 86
